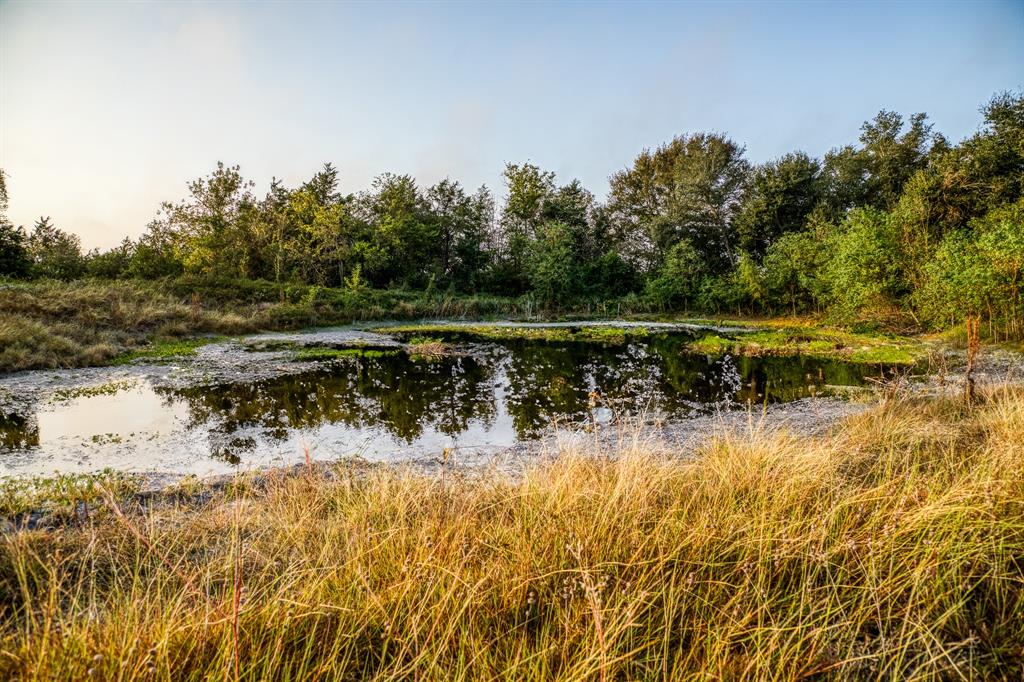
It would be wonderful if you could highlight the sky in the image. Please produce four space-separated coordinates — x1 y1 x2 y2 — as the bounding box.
1 1 1022 250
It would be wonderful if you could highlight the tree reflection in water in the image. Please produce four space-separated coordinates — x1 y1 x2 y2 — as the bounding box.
0 335 900 471
158 335 894 450
162 351 499 444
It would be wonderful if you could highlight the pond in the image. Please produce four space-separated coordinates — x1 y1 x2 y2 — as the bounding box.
0 326 895 478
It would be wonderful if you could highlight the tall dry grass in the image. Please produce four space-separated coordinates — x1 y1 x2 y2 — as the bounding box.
1 387 1022 680
0 280 253 372
0 278 528 373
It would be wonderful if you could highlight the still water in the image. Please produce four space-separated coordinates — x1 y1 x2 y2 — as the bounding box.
0 333 889 477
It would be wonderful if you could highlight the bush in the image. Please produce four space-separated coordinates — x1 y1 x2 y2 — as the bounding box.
821 208 904 320
645 240 704 310
917 199 1024 337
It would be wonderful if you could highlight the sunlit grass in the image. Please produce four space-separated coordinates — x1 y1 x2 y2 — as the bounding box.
292 346 400 362
1 387 1022 679
688 326 927 364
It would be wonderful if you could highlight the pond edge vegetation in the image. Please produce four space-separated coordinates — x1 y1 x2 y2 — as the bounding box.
375 322 932 366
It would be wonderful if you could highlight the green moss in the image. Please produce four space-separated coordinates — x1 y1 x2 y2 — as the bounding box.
407 335 443 345
243 338 402 362
49 380 136 402
113 337 222 364
847 346 919 365
89 433 124 445
294 346 399 362
376 323 651 345
688 327 926 365
243 339 302 353
687 334 733 354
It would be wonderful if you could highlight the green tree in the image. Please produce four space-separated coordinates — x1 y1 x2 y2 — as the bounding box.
0 168 8 226
917 201 1024 338
426 182 493 291
544 180 609 267
0 223 30 278
822 110 939 215
736 152 822 260
528 221 579 307
762 231 825 315
917 231 990 330
27 216 85 280
584 250 641 301
895 92 1023 240
286 164 357 286
733 252 766 314
608 133 750 272
0 169 31 278
425 179 494 290
644 239 705 310
821 208 903 319
157 162 257 277
543 179 593 232
252 178 296 284
497 163 556 292
128 221 184 279
605 143 677 270
85 238 135 279
426 178 469 285
888 93 1023 297
975 201 1024 336
501 162 556 238
358 173 433 287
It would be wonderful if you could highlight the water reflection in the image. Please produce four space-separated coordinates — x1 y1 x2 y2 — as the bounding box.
159 336 886 448
0 334 893 475
0 413 38 451
166 352 498 444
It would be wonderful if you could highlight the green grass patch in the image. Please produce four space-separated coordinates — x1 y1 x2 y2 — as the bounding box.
376 323 652 345
293 346 399 362
112 336 222 364
49 380 137 402
0 469 141 517
688 327 926 364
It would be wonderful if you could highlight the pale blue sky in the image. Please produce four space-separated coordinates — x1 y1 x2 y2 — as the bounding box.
2 0 1022 248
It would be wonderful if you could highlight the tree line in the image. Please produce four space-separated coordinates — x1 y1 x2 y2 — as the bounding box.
1 91 1021 336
